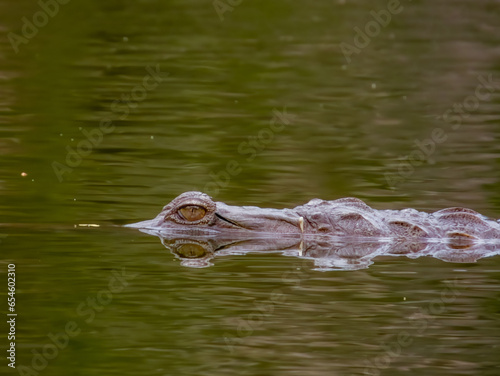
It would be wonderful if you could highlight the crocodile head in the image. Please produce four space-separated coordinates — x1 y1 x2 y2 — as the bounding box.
125 191 304 236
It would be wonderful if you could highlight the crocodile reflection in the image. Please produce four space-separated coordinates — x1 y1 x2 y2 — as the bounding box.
138 228 500 270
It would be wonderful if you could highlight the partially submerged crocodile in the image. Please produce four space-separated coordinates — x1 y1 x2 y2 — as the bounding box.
126 191 500 269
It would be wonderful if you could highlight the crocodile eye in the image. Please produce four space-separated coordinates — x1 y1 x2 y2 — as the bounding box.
176 243 207 258
178 205 207 222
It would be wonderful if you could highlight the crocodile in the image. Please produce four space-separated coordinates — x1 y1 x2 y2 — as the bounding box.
125 191 500 269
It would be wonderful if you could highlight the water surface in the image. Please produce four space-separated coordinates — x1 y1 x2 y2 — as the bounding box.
1 0 500 375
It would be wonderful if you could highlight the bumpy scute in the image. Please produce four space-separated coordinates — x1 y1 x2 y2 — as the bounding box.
297 197 500 241
436 212 492 238
308 211 333 233
434 207 481 216
336 212 382 237
331 197 374 212
387 221 428 238
304 209 383 236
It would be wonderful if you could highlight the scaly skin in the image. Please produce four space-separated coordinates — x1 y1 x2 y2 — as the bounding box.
125 191 500 269
126 191 500 241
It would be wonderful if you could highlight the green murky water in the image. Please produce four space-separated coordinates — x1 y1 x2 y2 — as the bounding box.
2 0 500 375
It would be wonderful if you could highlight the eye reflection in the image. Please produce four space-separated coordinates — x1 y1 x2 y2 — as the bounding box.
179 205 206 222
175 243 207 259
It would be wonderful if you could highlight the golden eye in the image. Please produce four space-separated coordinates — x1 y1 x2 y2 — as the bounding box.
179 205 206 222
176 243 207 258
